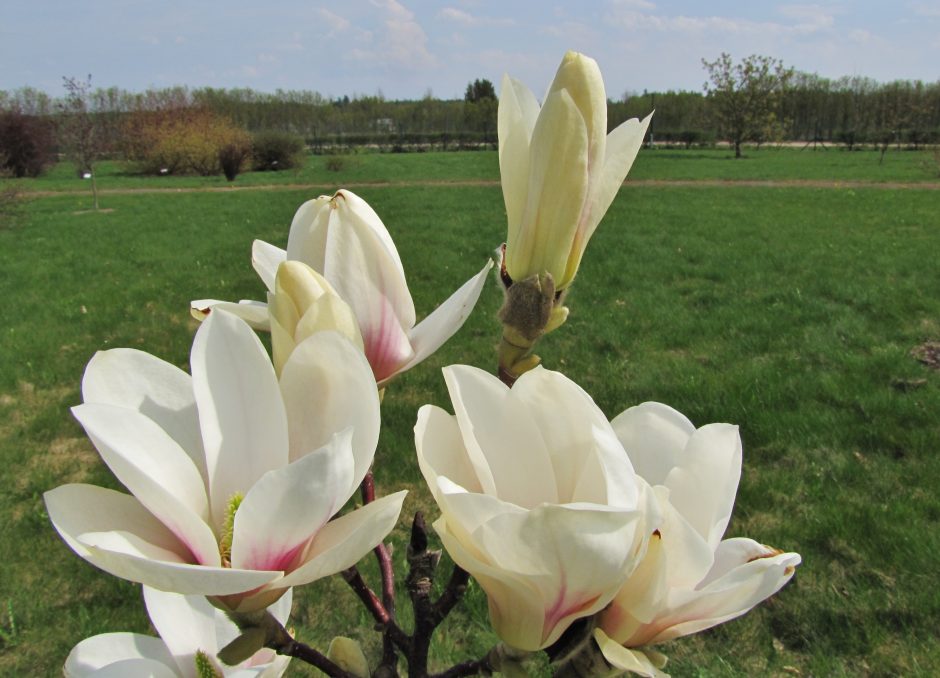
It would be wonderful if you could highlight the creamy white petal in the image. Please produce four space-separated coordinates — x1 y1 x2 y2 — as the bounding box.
435 516 547 651
83 657 179 677
594 629 668 678
277 491 406 588
508 88 590 283
190 300 271 331
663 423 741 550
279 331 379 486
511 367 636 506
284 195 335 274
143 587 218 676
498 74 537 241
70 403 217 566
611 402 696 487
444 365 558 506
252 240 288 292
191 312 289 523
81 348 205 481
415 405 484 499
46 484 189 564
231 431 356 573
394 260 493 384
65 632 176 678
645 546 799 644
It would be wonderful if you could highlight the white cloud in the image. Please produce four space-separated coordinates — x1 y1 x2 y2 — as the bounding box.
352 0 436 70
910 2 940 18
609 0 657 9
437 7 515 27
317 7 351 35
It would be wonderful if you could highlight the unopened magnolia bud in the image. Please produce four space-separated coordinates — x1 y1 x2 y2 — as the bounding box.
327 636 370 678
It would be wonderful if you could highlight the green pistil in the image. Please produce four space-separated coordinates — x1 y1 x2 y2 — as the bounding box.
195 649 223 678
219 492 244 567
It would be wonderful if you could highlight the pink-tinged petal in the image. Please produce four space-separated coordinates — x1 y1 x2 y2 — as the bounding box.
611 401 696 487
415 405 484 501
82 348 206 483
70 403 217 567
434 516 547 652
663 423 741 550
593 629 668 678
191 311 289 523
511 367 637 507
443 365 558 507
643 544 800 645
252 240 287 292
277 490 406 588
142 586 217 674
190 300 271 331
393 260 493 385
439 492 649 648
279 332 379 487
601 530 670 643
231 431 356 573
284 196 332 273
64 632 176 677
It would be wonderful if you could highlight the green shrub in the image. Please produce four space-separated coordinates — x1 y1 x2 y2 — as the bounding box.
250 130 304 171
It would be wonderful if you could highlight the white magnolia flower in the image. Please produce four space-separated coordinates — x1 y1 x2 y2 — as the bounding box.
193 189 492 387
45 311 406 613
499 51 651 290
594 402 801 677
65 587 293 677
415 365 658 651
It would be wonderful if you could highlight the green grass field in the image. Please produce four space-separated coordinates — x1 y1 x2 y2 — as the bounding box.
1 150 939 676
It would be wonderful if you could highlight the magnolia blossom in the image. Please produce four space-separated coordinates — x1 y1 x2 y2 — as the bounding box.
65 587 292 677
415 365 658 651
193 189 492 387
45 311 406 613
267 260 363 375
594 402 801 676
499 51 651 290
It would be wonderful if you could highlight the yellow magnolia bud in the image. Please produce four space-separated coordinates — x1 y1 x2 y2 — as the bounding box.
269 260 363 375
499 51 652 291
326 636 370 678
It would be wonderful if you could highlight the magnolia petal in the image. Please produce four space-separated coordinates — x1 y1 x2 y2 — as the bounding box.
443 365 558 507
435 516 548 651
189 300 271 331
81 348 205 481
191 311 289 523
321 192 416 380
653 487 715 591
508 88 590 284
394 259 493 385
284 195 335 274
415 405 484 499
498 74 538 240
611 402 696 487
587 112 653 239
663 423 741 550
64 632 176 677
601 530 670 643
593 628 668 678
252 240 288 292
45 484 189 565
76 656 179 678
439 493 647 647
142 586 218 674
295 294 364 352
511 367 636 506
232 431 356 573
277 490 406 588
70 403 218 567
279 331 379 486
546 51 607 167
646 546 800 645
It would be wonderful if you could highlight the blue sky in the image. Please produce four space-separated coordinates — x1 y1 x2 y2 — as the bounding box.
3 1 938 100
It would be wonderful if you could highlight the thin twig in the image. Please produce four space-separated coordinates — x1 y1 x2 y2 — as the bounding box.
430 655 494 678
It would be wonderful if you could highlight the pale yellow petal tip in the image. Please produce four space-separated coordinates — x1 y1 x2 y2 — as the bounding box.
327 636 370 678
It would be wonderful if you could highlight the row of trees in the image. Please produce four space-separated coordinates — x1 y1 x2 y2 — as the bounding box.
2 58 939 180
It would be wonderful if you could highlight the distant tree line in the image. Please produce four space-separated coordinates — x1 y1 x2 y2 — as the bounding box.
2 65 939 179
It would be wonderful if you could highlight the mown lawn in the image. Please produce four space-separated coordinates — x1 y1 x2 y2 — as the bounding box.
1 152 939 676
